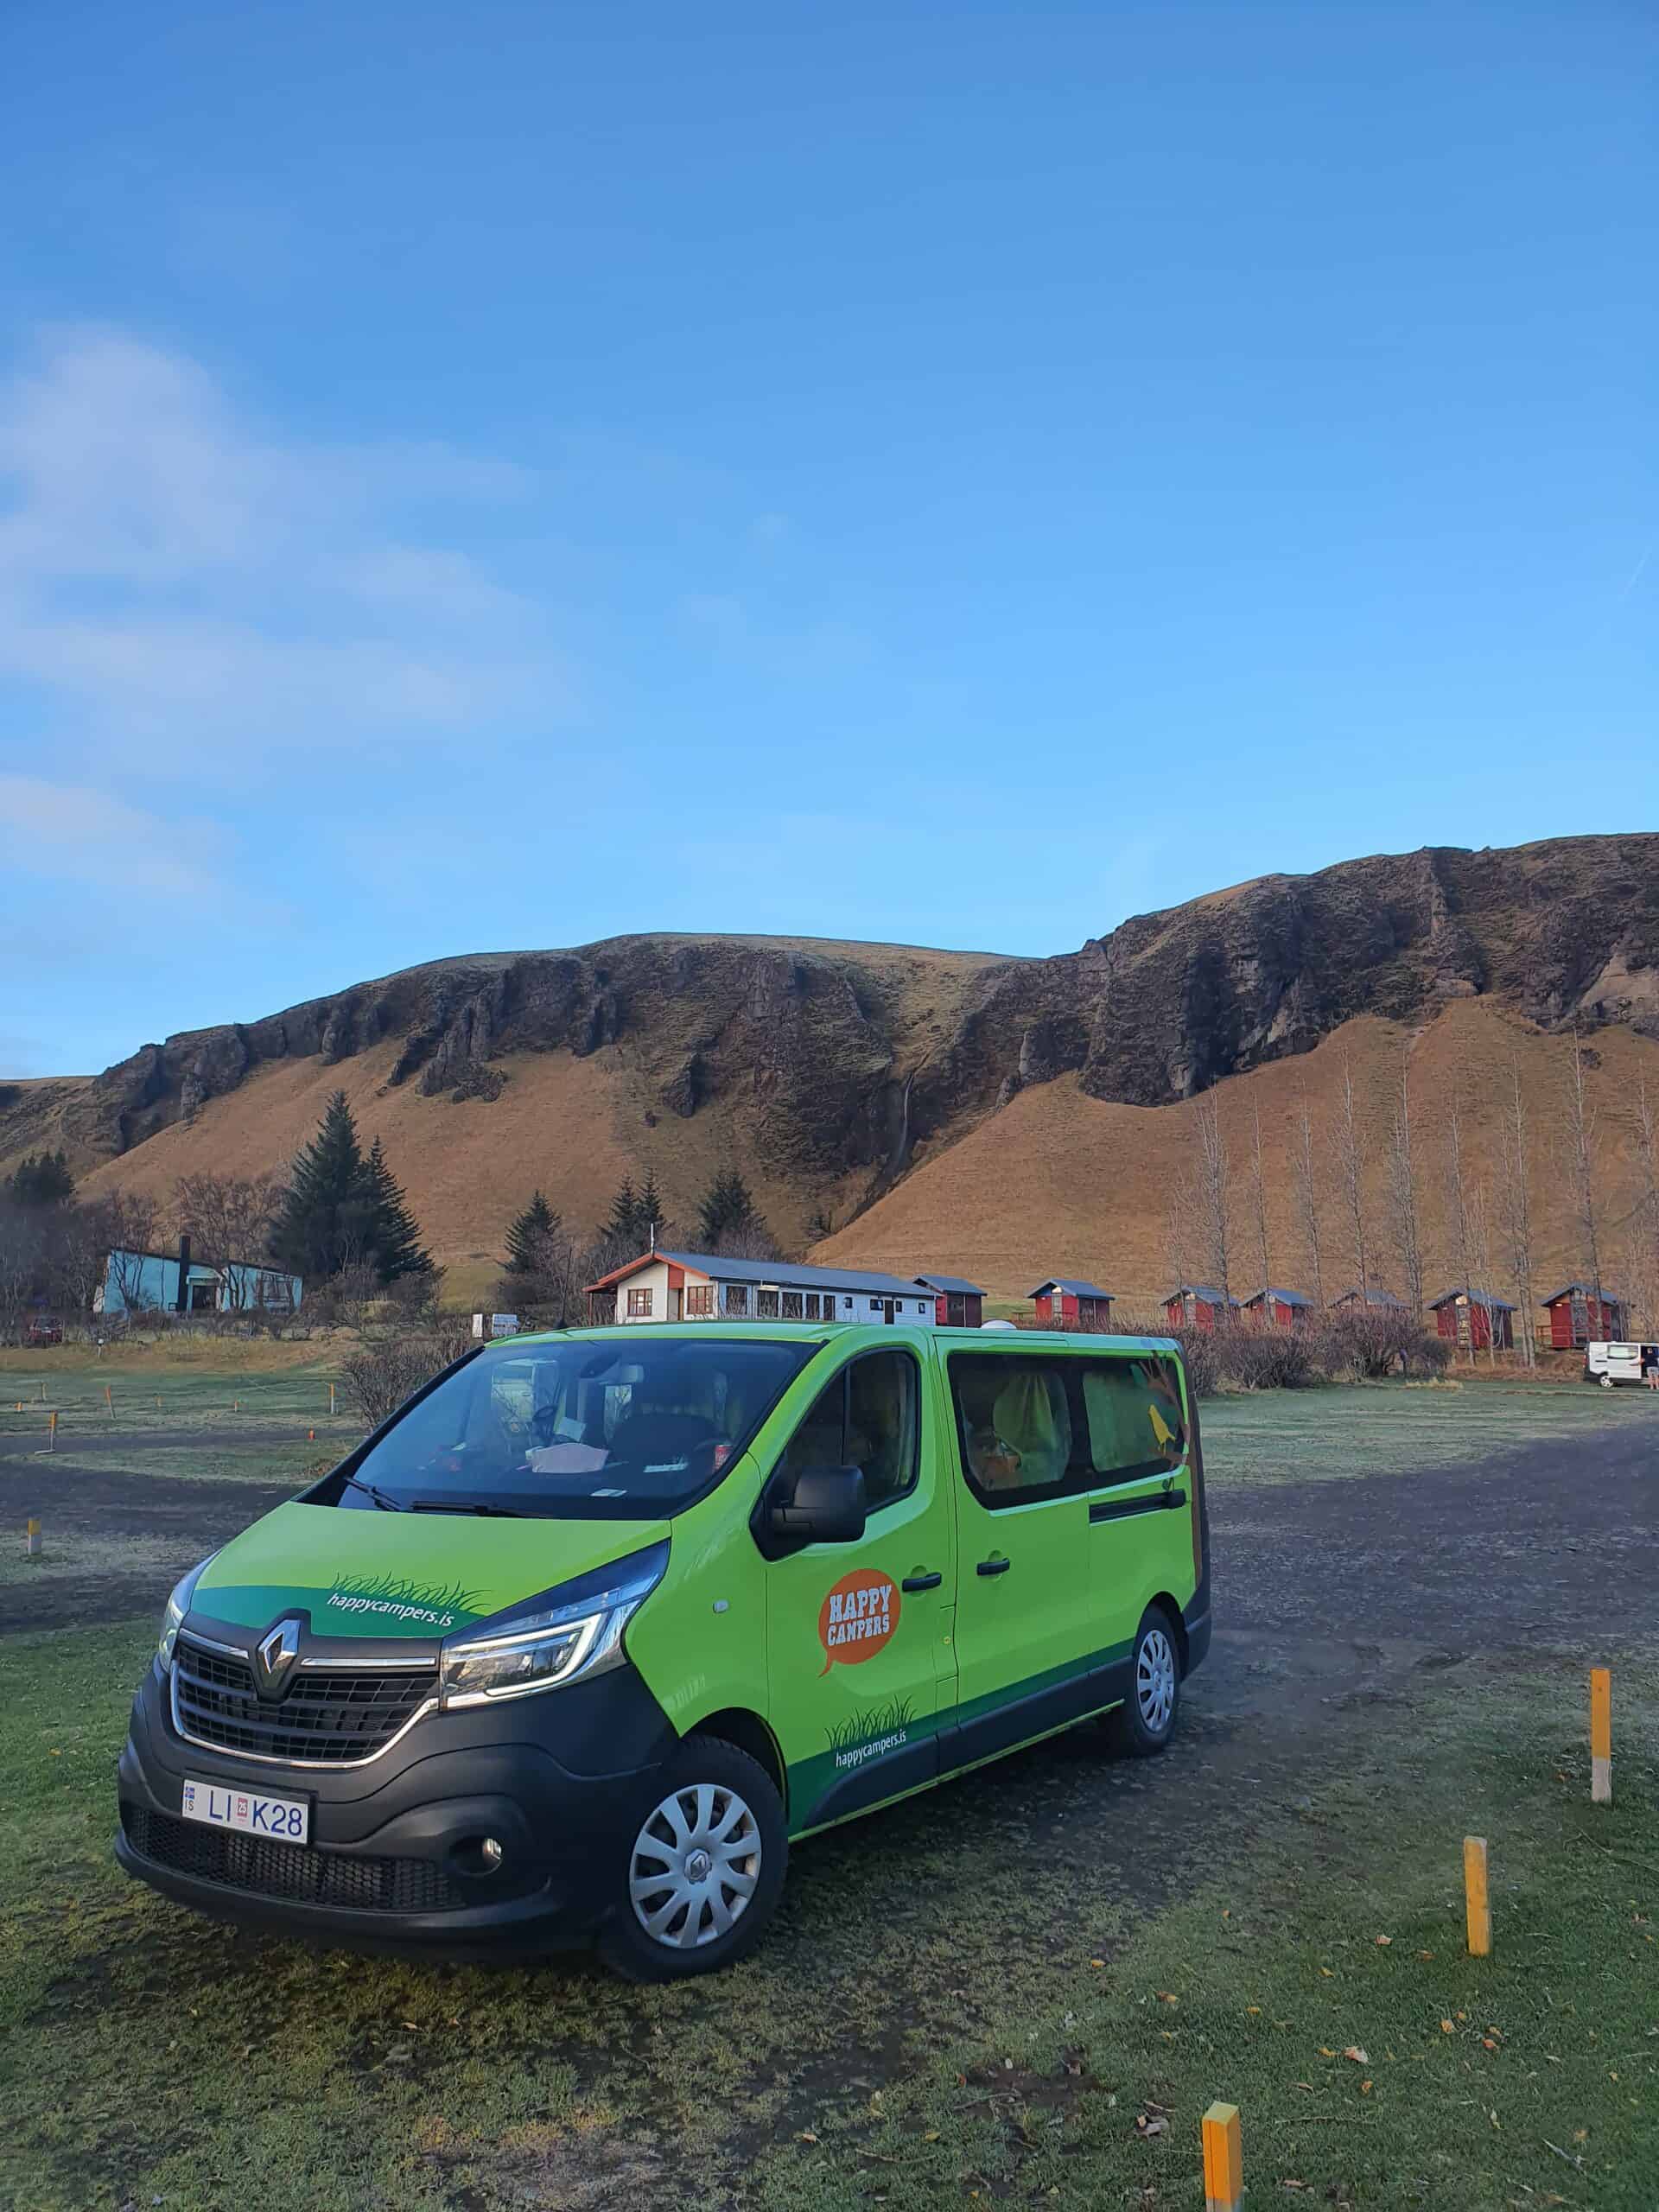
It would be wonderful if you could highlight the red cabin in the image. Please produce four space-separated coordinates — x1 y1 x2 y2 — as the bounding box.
1240 1286 1312 1331
1161 1284 1240 1332
915 1274 985 1328
1540 1283 1629 1350
1428 1286 1516 1351
1028 1277 1114 1331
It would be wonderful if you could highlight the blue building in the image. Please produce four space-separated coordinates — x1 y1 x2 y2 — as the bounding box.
99 1236 302 1317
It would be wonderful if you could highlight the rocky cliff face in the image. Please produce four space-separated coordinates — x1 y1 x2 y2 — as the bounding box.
23 835 1659 1205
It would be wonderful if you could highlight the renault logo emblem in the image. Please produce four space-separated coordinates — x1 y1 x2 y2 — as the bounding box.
256 1618 301 1689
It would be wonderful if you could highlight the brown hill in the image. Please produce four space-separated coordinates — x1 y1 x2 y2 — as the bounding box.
7 835 1658 1313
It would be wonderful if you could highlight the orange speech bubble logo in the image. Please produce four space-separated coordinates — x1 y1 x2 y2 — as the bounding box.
818 1568 900 1673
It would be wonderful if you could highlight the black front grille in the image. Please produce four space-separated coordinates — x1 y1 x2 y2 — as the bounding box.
173 1638 435 1764
124 1803 463 1913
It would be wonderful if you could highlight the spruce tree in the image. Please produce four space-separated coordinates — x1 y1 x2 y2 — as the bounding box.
5 1149 74 1206
697 1167 759 1247
362 1136 434 1283
270 1091 366 1278
605 1175 641 1244
637 1168 664 1243
505 1190 557 1274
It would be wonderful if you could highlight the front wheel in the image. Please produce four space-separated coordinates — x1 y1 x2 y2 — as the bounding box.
598 1737 788 1982
1108 1607 1182 1757
1599 1372 1614 1388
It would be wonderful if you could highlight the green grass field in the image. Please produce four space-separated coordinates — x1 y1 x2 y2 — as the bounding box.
1 1623 1653 2210
1201 1379 1657 1484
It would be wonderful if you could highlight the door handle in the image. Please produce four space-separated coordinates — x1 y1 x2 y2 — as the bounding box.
902 1570 943 1592
976 1556 1012 1577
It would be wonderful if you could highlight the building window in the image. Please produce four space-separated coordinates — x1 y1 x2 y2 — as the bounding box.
626 1288 652 1318
783 1291 804 1319
870 1298 881 1312
684 1284 714 1317
723 1284 748 1316
803 1293 820 1319
757 1289 779 1318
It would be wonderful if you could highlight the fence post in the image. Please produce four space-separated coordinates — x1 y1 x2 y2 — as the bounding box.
48 1410 57 1452
24 1517 41 1558
1201 2102 1243 2212
1591 1668 1612 1804
1464 1836 1491 1956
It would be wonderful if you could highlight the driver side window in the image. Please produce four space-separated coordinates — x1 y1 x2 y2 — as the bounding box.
776 1351 918 1511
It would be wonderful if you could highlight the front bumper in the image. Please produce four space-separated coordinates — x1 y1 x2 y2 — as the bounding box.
116 1640 678 1957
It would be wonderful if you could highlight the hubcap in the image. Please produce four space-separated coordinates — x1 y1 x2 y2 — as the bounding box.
628 1782 761 1949
1136 1626 1176 1733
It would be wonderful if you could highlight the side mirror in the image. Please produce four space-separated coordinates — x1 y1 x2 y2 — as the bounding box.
765 1463 868 1548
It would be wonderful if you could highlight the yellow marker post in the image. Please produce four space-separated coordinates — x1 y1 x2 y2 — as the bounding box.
1591 1667 1611 1804
24 1517 41 1558
1464 1836 1491 1956
329 1382 336 1417
105 1383 113 1418
1201 2102 1243 2212
48 1410 58 1452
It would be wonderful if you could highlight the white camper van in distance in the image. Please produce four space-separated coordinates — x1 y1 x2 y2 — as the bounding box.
1585 1340 1659 1388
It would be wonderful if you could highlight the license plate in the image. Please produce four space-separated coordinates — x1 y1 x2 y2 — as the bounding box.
181 1777 309 1845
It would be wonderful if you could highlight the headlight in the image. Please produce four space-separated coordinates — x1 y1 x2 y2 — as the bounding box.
157 1554 216 1669
439 1541 668 1709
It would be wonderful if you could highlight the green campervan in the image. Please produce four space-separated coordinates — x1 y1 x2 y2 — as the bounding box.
117 1320 1211 1979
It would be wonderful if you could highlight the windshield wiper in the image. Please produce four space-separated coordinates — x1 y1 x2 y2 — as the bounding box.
410 1498 524 1517
338 1471 408 1512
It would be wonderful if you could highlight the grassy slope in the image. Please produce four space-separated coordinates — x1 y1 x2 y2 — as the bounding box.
16 973 1659 1321
815 998 1659 1304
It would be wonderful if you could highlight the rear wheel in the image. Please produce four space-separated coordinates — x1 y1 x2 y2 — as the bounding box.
1600 1372 1614 1388
598 1737 787 1982
1108 1606 1182 1757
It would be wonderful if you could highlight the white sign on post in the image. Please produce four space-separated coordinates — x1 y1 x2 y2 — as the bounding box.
490 1313 521 1338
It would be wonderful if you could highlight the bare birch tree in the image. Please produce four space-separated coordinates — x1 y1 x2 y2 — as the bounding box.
1291 1077 1325 1308
1334 1050 1369 1300
1384 1055 1425 1316
1467 1177 1500 1369
1630 1076 1659 1337
1194 1090 1233 1306
1248 1095 1272 1307
1445 1090 1477 1364
1497 1057 1538 1367
1563 1025 1605 1308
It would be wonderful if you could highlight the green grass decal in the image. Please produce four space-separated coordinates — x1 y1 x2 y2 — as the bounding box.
824 1695 917 1755
327 1570 483 1616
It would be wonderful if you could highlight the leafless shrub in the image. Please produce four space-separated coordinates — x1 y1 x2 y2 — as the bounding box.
339 1313 474 1429
1160 1325 1222 1399
1223 1328 1321 1390
1318 1307 1448 1380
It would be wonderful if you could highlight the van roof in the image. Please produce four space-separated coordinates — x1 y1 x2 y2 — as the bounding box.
497 1320 1181 1355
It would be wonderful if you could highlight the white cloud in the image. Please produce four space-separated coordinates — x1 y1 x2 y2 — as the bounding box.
0 774 230 898
0 327 569 778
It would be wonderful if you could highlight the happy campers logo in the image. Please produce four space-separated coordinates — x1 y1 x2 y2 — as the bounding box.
818 1567 900 1673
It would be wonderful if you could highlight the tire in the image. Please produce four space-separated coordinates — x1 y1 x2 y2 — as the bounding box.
1107 1605 1182 1758
1599 1373 1614 1388
598 1736 788 1982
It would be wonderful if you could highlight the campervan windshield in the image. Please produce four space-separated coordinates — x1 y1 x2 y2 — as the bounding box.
327 1337 816 1520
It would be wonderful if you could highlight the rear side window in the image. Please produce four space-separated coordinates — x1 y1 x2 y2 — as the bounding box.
949 1352 1185 1509
774 1349 919 1511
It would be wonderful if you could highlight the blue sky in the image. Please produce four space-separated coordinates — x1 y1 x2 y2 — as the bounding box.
1 0 1652 1076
